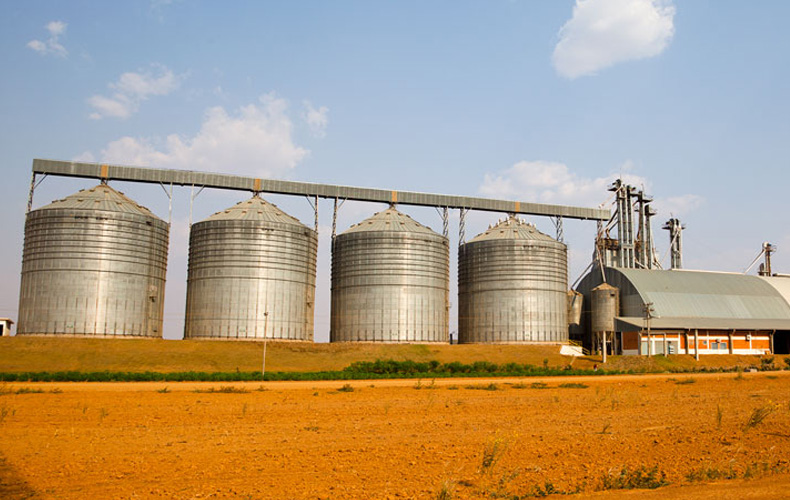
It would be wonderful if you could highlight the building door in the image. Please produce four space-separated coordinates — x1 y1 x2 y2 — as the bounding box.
775 331 790 355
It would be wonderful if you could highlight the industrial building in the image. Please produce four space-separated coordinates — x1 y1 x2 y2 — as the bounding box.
576 267 790 356
17 183 169 337
184 196 318 340
573 180 790 356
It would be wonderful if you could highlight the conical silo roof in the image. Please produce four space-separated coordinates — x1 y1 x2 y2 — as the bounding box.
342 207 439 235
201 196 308 227
37 183 161 219
468 217 557 243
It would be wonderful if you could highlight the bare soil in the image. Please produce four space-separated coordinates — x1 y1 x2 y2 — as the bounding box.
1 371 789 499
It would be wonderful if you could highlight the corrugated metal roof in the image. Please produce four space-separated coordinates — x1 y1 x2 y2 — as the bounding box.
467 216 559 243
201 196 307 226
342 207 439 235
760 276 790 307
37 183 160 219
612 268 790 321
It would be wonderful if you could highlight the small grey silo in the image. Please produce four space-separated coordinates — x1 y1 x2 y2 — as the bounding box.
591 283 619 335
331 207 449 342
591 282 620 357
18 184 169 336
184 196 317 340
458 217 568 343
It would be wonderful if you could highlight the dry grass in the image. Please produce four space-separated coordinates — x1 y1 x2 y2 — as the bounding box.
1 337 786 375
0 337 570 373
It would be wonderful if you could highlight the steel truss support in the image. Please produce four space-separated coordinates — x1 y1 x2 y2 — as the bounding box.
552 216 564 243
159 182 174 225
189 185 205 227
459 208 468 245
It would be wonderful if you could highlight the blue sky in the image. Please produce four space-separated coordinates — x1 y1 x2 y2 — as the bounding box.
1 0 788 340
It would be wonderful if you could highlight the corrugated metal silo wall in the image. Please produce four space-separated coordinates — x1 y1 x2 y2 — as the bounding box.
184 219 318 340
18 208 169 336
458 239 568 343
591 284 620 333
330 231 449 342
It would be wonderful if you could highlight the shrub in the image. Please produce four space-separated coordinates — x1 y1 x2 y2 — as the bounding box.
559 382 589 389
465 383 499 391
760 357 775 371
685 466 736 482
598 466 668 490
480 435 508 473
743 405 775 431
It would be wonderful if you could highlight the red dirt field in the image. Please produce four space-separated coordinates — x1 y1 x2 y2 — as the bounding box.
1 372 789 499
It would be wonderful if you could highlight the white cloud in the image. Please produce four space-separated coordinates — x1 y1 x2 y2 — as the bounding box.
302 100 329 138
656 194 704 217
27 20 68 57
479 159 702 220
72 150 96 162
480 160 645 207
88 64 182 119
552 0 675 79
46 20 66 36
91 93 308 178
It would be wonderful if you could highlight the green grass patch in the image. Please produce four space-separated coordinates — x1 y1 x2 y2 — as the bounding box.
193 386 249 394
0 358 613 383
464 383 500 391
558 382 589 389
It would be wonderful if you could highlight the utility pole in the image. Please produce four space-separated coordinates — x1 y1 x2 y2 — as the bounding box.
644 302 655 356
262 312 269 380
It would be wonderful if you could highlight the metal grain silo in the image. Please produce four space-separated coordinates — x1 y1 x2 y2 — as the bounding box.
331 207 449 342
17 184 169 336
184 196 317 340
458 217 568 343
